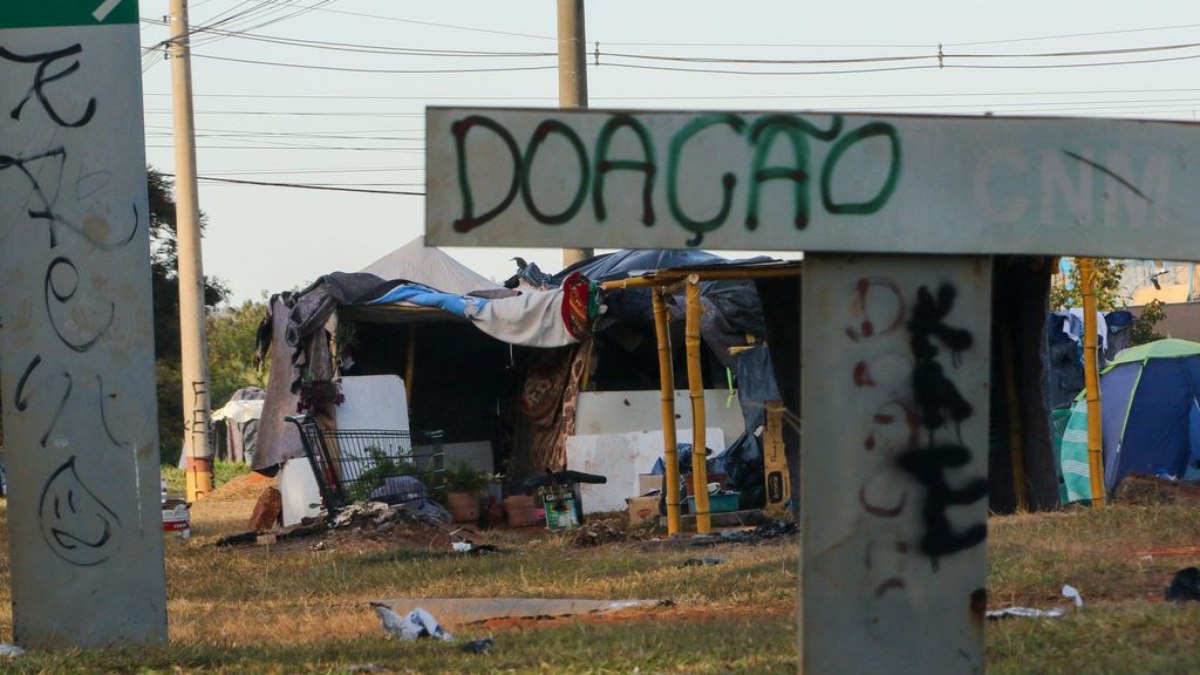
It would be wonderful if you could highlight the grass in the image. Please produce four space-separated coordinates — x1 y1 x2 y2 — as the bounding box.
0 486 1197 672
161 461 251 496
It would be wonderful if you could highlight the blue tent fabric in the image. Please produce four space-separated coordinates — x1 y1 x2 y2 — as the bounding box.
1060 339 1200 502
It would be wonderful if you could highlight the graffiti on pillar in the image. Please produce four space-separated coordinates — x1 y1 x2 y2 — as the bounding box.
2 41 129 566
844 274 987 636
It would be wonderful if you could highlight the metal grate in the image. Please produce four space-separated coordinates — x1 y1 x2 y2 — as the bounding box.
286 415 444 514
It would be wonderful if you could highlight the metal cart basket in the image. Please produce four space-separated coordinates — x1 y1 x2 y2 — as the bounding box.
286 414 445 515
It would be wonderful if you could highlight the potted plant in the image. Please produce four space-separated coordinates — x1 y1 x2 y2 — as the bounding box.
443 460 493 523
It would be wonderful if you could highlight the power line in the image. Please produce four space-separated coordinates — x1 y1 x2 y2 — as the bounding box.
191 174 424 195
298 5 556 42
191 51 557 73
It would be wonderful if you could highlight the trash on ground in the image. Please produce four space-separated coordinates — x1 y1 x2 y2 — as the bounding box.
681 554 724 564
1165 566 1200 602
709 519 797 544
1062 584 1083 609
461 638 494 654
370 603 453 641
985 607 1065 620
0 644 24 658
452 541 473 553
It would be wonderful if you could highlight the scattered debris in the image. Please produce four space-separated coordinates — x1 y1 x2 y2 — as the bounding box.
1165 566 1200 602
703 519 797 545
460 638 494 654
370 603 453 642
569 521 632 547
680 557 725 568
452 541 473 553
986 607 1064 620
1062 584 1083 609
373 598 666 625
247 486 282 531
0 644 24 658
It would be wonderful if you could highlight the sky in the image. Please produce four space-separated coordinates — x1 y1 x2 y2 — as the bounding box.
136 1 1200 304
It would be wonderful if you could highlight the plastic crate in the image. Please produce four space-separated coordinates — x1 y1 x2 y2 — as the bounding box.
687 492 740 514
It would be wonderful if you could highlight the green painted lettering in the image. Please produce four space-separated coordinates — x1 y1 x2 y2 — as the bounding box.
593 115 657 226
451 116 522 233
820 122 902 215
521 120 590 225
746 115 844 230
668 114 747 246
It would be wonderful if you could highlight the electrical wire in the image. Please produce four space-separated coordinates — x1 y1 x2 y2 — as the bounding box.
191 174 424 195
190 51 558 73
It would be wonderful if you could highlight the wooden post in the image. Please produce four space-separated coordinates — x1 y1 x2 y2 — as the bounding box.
651 289 683 535
684 276 711 533
1078 258 1106 508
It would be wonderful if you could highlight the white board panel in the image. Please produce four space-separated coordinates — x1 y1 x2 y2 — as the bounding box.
566 429 724 514
800 255 991 673
427 107 1199 260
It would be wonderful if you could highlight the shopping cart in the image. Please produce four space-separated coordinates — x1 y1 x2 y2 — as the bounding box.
285 414 445 515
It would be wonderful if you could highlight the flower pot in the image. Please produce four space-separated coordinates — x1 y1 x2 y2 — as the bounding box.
502 495 538 527
447 491 481 523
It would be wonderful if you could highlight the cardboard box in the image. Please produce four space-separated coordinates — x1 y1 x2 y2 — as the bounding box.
638 474 663 496
627 495 660 526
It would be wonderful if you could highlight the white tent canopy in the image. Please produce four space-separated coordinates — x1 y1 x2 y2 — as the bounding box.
359 235 500 295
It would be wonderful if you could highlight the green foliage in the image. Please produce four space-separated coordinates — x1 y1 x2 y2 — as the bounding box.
207 299 270 411
443 459 494 494
1050 258 1167 348
1130 298 1167 346
350 446 441 502
1048 258 1127 311
160 460 250 496
147 167 230 465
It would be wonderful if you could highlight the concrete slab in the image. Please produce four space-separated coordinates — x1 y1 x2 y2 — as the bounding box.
373 598 661 626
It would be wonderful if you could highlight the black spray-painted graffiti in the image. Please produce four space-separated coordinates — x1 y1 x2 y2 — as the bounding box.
898 283 987 568
847 274 987 630
38 457 122 567
2 42 126 566
450 112 902 246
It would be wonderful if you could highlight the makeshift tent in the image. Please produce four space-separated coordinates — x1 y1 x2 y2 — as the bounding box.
211 387 265 464
358 235 500 295
253 238 600 472
1060 338 1200 502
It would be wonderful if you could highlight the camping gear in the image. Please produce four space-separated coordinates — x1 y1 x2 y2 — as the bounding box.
687 492 740 514
285 414 445 515
1060 339 1200 502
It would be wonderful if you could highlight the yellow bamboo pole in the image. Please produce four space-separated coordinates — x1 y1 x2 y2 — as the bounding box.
1079 258 1106 508
598 265 800 291
651 289 683 535
685 276 712 533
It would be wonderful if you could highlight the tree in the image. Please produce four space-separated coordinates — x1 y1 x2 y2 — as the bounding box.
1049 258 1165 346
1048 258 1127 311
207 299 270 410
147 167 229 464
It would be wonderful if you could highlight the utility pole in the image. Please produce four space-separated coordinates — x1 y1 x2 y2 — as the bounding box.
169 0 214 501
557 0 593 267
